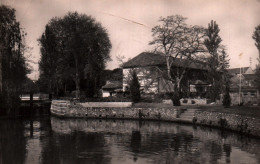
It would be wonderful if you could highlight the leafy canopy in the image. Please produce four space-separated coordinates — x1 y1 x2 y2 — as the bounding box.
38 12 111 97
0 5 30 112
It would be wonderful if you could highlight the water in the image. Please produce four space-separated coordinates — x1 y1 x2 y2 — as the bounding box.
1 115 260 164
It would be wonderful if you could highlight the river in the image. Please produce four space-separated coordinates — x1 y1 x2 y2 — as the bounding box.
0 110 260 164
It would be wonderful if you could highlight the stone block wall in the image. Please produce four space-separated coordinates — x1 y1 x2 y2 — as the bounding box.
51 100 180 121
80 102 133 108
194 111 260 137
51 100 260 137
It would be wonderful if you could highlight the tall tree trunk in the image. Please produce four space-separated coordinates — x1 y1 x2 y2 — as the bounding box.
166 56 172 81
171 77 181 106
75 56 80 99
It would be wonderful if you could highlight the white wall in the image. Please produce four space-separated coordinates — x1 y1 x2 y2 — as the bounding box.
102 91 110 97
123 67 159 93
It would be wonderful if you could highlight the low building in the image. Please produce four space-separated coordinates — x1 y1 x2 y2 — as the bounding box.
102 80 122 97
228 67 254 75
122 52 209 96
228 67 259 105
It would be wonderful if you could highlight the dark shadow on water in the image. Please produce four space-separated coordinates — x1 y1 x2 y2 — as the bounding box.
1 113 260 164
0 118 27 164
131 131 142 162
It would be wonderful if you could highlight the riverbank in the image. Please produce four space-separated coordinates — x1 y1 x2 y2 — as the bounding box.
50 100 260 138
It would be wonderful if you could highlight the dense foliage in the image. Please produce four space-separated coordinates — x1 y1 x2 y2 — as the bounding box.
0 5 29 113
102 68 123 82
204 20 230 101
253 25 260 94
253 25 260 54
130 71 141 103
38 12 111 98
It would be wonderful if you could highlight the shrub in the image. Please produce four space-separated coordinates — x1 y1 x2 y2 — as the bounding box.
182 99 188 103
191 100 196 104
130 71 141 103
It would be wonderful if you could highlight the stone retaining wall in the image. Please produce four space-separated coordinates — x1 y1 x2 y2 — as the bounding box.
194 111 260 137
51 100 182 121
51 100 260 137
80 102 133 107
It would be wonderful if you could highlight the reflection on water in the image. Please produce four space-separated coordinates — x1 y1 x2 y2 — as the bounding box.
1 116 260 164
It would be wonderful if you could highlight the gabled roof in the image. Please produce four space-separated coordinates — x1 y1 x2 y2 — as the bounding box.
122 52 207 70
228 67 250 74
123 52 165 68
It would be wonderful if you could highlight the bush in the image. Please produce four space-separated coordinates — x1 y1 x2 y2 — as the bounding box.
130 71 141 103
182 99 188 103
191 100 196 104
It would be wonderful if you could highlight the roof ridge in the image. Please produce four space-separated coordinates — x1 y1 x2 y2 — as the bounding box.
122 52 207 70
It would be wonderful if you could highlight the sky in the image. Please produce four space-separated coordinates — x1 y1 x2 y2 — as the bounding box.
1 0 260 80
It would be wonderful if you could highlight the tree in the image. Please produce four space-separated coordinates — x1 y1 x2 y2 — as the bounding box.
253 25 260 94
253 25 260 55
130 71 141 103
38 25 59 97
204 20 223 101
219 49 230 72
150 15 205 105
219 48 231 87
0 5 29 113
38 12 111 98
219 49 231 108
254 67 260 93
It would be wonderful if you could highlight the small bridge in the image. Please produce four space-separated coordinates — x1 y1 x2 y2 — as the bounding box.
20 93 52 109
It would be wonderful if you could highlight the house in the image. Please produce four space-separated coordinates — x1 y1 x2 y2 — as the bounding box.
122 52 209 96
102 80 122 97
228 67 259 105
228 67 254 75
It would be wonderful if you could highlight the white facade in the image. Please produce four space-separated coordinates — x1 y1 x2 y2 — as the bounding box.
102 90 110 97
123 67 159 93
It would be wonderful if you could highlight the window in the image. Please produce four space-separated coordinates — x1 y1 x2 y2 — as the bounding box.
250 91 256 97
243 92 248 96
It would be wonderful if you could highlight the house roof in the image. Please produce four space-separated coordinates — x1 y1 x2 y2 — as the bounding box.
123 52 165 68
122 52 207 70
102 81 122 89
228 67 250 74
